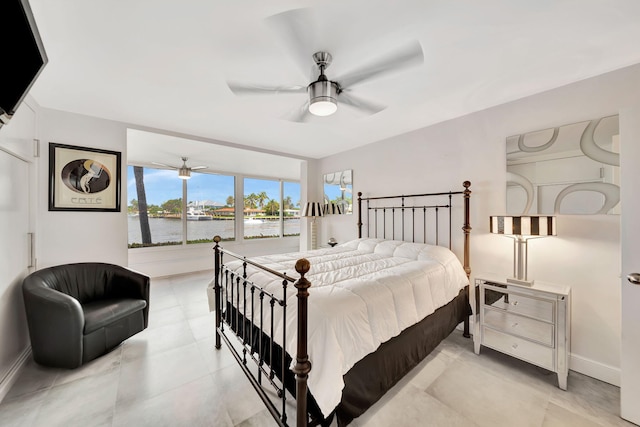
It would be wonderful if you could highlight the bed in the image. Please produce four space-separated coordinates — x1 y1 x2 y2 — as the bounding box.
210 181 472 426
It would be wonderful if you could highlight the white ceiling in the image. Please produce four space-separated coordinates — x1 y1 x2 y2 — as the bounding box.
127 129 302 181
28 0 640 162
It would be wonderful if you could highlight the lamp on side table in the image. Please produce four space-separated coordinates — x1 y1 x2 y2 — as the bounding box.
489 215 556 286
302 201 324 250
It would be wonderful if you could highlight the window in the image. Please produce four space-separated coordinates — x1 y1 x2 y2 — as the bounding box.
186 173 235 243
128 166 299 248
243 178 280 239
128 166 184 248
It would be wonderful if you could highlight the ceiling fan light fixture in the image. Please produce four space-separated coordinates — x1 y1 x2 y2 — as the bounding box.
308 80 338 116
178 166 191 179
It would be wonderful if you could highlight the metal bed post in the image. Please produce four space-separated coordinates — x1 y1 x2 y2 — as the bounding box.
357 192 363 238
292 259 312 427
214 236 222 349
462 181 472 338
462 181 472 279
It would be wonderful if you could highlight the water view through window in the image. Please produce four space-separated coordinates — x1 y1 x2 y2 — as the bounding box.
186 173 235 243
243 178 301 240
127 166 300 248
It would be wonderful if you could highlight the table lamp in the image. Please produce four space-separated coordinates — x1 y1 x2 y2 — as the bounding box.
490 215 556 286
302 202 324 249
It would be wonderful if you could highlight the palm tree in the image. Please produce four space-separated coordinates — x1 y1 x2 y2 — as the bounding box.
257 191 269 208
265 199 280 216
133 167 151 244
244 193 258 209
226 195 234 207
283 196 293 210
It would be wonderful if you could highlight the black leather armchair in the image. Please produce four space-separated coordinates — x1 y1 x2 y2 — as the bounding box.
22 262 150 368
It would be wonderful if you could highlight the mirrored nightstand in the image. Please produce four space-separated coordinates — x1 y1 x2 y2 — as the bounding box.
474 274 571 390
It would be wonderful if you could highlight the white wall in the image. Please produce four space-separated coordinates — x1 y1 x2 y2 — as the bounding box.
0 98 38 400
37 109 129 268
319 63 640 386
128 237 301 278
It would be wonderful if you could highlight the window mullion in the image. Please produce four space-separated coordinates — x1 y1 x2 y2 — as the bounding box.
182 179 187 245
280 180 284 238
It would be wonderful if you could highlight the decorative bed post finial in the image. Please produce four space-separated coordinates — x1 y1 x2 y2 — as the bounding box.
213 235 222 349
293 258 312 427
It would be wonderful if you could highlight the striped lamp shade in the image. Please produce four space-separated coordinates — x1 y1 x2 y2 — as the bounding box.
323 202 344 215
490 216 556 236
302 202 324 217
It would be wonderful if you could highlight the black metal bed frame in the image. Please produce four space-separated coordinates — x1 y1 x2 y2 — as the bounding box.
212 181 471 427
212 241 311 426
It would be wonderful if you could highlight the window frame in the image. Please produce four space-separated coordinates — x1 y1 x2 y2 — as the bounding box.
127 165 300 249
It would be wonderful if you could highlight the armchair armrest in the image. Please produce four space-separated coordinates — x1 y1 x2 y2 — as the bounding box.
22 279 84 368
106 265 150 328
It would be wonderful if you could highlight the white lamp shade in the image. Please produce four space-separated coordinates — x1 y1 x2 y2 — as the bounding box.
302 202 324 217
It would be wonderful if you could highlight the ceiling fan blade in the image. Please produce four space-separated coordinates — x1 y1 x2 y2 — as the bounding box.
336 40 424 89
283 100 312 123
339 92 386 115
227 81 307 96
151 161 178 169
191 166 208 170
264 7 318 80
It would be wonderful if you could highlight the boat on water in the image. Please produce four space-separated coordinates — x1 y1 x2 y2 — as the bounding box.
244 217 264 224
187 208 212 221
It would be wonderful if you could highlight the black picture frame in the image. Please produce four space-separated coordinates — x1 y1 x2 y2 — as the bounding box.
48 142 121 212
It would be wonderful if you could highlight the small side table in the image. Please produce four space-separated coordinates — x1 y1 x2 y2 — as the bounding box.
474 274 571 390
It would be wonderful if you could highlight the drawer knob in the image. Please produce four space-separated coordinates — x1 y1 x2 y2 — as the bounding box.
512 301 519 306
512 343 518 350
512 322 519 328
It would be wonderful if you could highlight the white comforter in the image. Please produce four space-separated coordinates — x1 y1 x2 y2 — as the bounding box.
221 238 469 417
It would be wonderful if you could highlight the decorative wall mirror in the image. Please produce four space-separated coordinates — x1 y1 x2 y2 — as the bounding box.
506 114 619 215
323 169 353 214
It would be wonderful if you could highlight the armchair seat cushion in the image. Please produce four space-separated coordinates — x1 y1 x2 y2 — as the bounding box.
83 298 147 334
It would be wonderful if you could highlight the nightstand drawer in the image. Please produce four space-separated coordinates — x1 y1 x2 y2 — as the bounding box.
483 308 554 346
483 285 555 322
482 327 555 371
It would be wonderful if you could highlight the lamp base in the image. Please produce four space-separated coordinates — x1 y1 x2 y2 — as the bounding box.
507 277 534 287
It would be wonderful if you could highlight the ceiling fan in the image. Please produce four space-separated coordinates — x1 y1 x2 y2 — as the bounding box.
152 157 207 180
226 8 424 122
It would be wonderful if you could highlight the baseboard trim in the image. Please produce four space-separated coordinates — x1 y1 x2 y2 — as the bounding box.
570 353 620 387
0 347 31 403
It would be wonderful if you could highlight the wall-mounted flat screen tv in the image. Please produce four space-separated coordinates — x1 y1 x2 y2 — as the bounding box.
0 0 48 126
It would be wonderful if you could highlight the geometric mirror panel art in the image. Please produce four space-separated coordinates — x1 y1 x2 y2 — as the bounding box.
323 169 353 214
506 114 619 215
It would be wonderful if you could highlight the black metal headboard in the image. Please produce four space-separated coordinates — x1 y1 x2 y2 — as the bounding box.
357 181 471 277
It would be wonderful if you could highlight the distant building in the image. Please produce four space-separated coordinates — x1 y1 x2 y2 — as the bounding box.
243 208 265 217
213 207 234 217
211 207 266 217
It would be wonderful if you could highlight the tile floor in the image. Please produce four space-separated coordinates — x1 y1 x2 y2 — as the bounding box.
0 270 635 427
